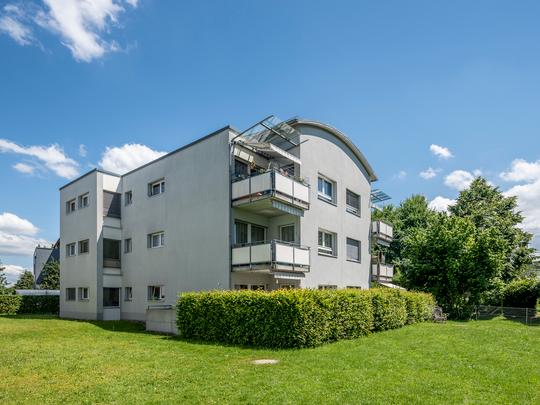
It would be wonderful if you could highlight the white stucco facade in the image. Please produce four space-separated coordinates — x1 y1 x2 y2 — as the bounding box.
59 117 380 321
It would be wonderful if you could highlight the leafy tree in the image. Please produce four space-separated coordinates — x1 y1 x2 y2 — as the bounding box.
405 213 505 318
0 260 15 295
449 177 537 281
40 259 59 290
14 270 34 290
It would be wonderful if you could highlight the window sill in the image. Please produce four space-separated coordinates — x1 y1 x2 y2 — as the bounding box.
148 245 164 249
148 193 164 199
318 195 337 206
79 252 89 256
318 252 338 258
78 299 89 302
148 299 165 302
66 255 76 258
78 205 89 210
347 259 361 264
66 211 76 215
346 208 361 218
124 299 132 302
124 251 132 254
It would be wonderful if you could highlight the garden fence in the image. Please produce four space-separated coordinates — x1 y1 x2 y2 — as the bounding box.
475 305 540 326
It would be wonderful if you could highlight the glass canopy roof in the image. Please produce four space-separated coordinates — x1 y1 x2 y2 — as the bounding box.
233 115 305 151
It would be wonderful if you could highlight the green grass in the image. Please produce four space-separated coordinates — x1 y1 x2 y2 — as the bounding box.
0 315 539 404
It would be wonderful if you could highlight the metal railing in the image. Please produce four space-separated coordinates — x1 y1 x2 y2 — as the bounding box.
147 304 174 310
103 258 121 268
371 220 393 241
231 239 310 271
475 305 539 326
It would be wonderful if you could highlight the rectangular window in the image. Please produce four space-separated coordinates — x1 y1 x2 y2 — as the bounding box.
66 288 76 301
234 221 248 245
346 190 360 215
103 287 120 307
66 199 76 214
125 191 132 205
318 285 338 290
125 287 132 301
149 180 165 197
78 194 89 209
103 191 121 219
234 159 249 180
318 230 335 256
251 224 266 244
78 240 89 254
346 238 360 262
103 239 121 268
318 176 334 203
78 287 89 300
250 285 266 291
235 284 248 290
148 286 164 300
280 225 295 243
346 286 362 290
66 243 76 257
125 238 132 253
149 232 164 248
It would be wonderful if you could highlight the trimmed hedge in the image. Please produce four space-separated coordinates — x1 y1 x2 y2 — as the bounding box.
176 288 436 348
502 279 540 308
0 295 60 315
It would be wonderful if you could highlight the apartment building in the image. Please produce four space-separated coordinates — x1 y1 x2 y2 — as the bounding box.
59 116 392 321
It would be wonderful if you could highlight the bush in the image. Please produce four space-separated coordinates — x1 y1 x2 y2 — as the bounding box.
0 295 59 315
502 279 540 308
176 288 435 348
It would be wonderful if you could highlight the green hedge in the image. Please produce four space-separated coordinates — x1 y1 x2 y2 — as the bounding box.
502 279 540 308
176 288 435 348
0 295 60 315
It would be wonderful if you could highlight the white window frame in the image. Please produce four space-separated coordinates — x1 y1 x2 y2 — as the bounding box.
318 285 338 290
280 224 295 243
125 287 133 301
78 287 89 301
149 232 164 248
318 175 335 204
66 243 76 257
149 180 165 197
78 193 89 209
66 199 76 214
125 238 132 253
346 237 361 262
318 230 336 256
234 221 267 246
78 240 89 254
148 285 165 300
125 191 133 206
346 190 361 216
66 288 76 301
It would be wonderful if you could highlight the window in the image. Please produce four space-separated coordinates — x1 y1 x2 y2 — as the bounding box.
280 225 295 243
79 240 89 254
149 180 165 197
234 159 248 180
318 285 338 290
235 284 248 290
66 288 76 301
346 238 360 262
78 287 89 300
66 243 76 257
103 288 120 307
78 194 89 209
125 238 132 253
234 221 267 246
251 224 266 244
149 232 164 248
148 286 164 300
346 190 360 216
125 287 132 301
234 284 266 291
235 221 248 245
66 199 76 213
125 191 132 205
103 191 121 219
318 176 334 203
318 230 336 256
103 239 121 268
347 286 362 290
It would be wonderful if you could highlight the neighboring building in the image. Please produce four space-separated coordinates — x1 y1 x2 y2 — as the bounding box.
33 242 60 289
59 116 393 321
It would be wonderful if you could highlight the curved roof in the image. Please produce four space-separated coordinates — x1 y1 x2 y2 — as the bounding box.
287 118 378 182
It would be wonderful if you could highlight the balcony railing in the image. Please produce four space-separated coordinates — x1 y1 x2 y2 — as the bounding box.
371 263 394 282
372 220 393 244
103 258 121 269
231 240 310 272
231 170 310 211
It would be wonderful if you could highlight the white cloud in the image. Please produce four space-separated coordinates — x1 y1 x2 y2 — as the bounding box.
0 232 52 257
430 144 454 159
429 196 456 213
393 170 406 180
0 212 40 236
444 170 475 190
0 139 79 179
99 143 167 174
79 144 87 157
500 159 540 183
0 1 139 62
1 264 32 284
473 169 483 177
420 167 442 179
13 162 36 175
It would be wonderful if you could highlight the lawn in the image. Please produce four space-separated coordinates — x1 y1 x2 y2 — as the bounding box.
0 315 539 404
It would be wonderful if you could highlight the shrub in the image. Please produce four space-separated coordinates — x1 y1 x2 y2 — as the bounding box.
502 279 540 308
0 295 59 315
176 288 435 348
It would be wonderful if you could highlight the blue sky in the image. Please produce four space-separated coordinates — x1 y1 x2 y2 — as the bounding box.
1 0 540 283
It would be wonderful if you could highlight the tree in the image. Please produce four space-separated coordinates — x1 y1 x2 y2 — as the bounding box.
405 213 505 318
40 259 59 290
449 177 537 281
0 260 15 295
14 270 34 290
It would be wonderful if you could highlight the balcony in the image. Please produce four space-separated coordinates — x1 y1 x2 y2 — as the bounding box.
232 170 310 217
231 240 310 273
371 263 394 283
103 258 121 269
371 220 393 245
